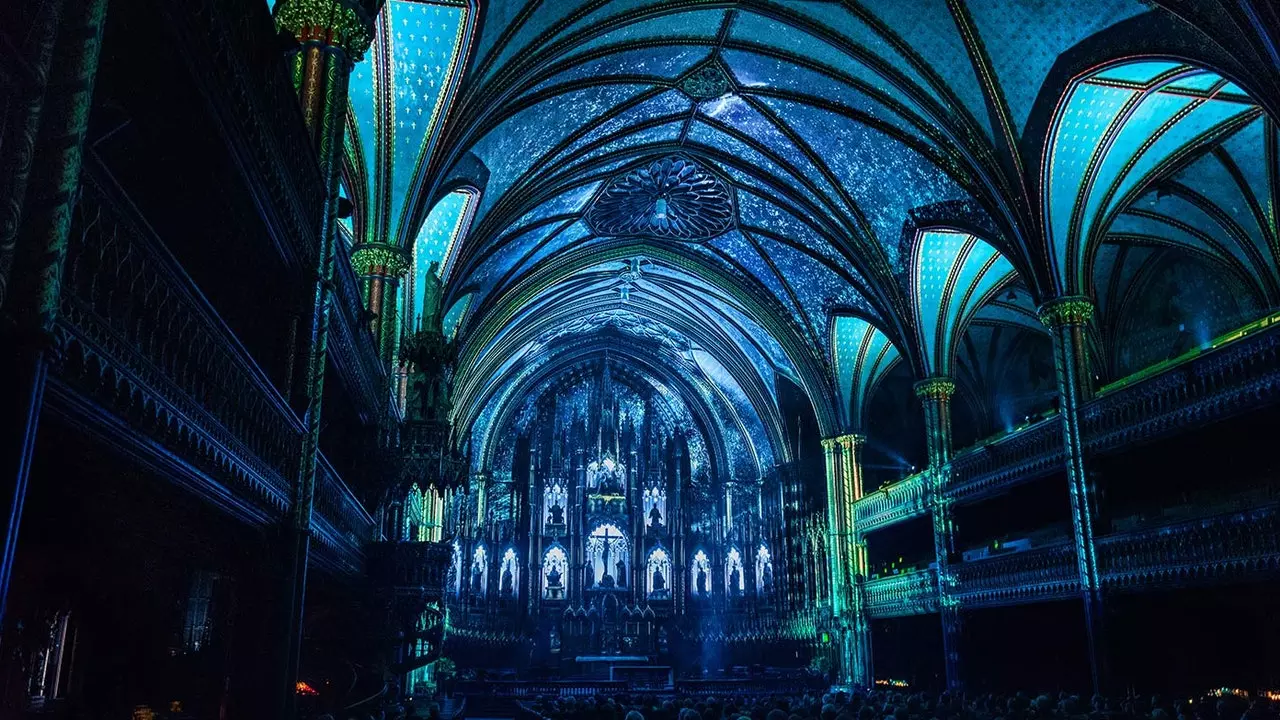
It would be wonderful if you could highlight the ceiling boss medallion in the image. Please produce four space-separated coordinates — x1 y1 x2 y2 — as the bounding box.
679 61 732 100
585 156 735 242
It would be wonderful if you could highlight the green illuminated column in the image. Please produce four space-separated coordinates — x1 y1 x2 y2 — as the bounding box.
351 243 409 369
827 433 871 687
1038 296 1105 693
0 0 106 630
273 0 378 714
914 377 961 692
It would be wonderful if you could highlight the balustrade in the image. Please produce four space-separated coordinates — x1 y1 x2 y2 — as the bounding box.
951 542 1080 607
948 416 1064 501
1098 502 1280 589
864 569 939 618
51 163 374 572
853 473 927 533
850 321 1280 533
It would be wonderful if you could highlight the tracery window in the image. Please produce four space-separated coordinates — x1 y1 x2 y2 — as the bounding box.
543 482 568 533
542 545 568 599
469 544 488 598
756 544 774 597
725 547 745 597
643 484 666 529
499 548 519 599
646 547 672 599
690 549 712 598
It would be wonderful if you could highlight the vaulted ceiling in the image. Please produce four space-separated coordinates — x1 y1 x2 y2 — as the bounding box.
332 0 1280 476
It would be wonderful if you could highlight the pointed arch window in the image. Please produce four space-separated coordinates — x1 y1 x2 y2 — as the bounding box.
756 544 774 597
542 545 568 599
725 547 745 596
646 547 672 599
690 549 711 598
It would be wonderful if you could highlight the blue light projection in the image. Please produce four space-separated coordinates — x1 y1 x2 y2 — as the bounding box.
346 0 469 246
910 229 1017 377
1044 62 1263 294
405 190 475 332
832 316 901 432
1108 114 1279 306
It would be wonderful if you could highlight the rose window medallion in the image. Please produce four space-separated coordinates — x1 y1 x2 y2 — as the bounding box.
585 156 735 242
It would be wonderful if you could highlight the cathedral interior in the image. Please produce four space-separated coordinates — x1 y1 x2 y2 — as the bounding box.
2 0 1280 717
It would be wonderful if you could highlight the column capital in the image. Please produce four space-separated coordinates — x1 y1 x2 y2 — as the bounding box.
913 377 955 402
274 0 381 60
1037 295 1095 328
820 437 839 452
834 433 866 450
351 243 410 277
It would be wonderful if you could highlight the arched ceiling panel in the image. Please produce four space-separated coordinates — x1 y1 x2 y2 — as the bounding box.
964 0 1147 133
832 316 901 433
1044 62 1264 295
910 229 1018 377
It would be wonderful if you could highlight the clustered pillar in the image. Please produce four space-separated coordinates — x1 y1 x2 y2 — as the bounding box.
1038 296 1105 692
914 377 961 693
272 0 379 714
822 433 871 687
351 243 410 370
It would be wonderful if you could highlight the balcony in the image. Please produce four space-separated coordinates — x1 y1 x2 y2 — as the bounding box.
1098 501 1280 590
49 162 376 573
851 319 1280 533
951 542 1080 608
853 473 928 534
864 568 938 618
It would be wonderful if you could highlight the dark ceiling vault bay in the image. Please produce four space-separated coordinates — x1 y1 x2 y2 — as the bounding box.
2 0 1280 716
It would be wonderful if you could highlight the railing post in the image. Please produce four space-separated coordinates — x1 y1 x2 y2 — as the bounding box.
272 0 380 715
1038 296 1106 694
0 0 106 631
915 377 961 693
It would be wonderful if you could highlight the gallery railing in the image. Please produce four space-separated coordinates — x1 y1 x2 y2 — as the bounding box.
853 319 1280 534
864 568 938 618
951 542 1080 608
1098 501 1280 590
853 473 928 534
947 415 1064 502
51 162 375 571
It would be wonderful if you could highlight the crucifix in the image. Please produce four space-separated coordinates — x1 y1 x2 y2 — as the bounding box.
598 527 619 584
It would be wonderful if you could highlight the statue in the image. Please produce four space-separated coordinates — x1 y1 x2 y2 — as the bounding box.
501 566 514 597
584 564 595 588
616 559 627 585
470 562 483 596
652 567 666 592
420 260 443 333
762 562 774 594
648 505 663 528
547 566 563 589
547 502 564 526
729 566 742 595
696 567 708 596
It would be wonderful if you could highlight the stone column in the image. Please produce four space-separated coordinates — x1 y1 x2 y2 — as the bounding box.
273 0 378 714
1038 296 1105 693
351 243 409 370
0 0 106 630
826 433 870 687
914 377 961 692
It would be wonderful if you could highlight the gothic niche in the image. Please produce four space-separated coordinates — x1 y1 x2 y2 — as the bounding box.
585 155 735 242
448 353 784 665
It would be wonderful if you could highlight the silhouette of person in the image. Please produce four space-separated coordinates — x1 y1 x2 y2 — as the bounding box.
652 568 666 592
649 505 663 527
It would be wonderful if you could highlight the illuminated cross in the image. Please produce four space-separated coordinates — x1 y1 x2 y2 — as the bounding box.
598 527 620 578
